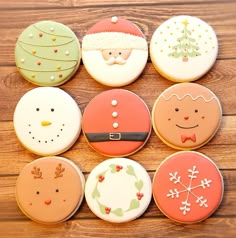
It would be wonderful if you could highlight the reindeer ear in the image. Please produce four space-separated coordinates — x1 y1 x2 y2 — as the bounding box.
31 166 43 179
54 164 65 178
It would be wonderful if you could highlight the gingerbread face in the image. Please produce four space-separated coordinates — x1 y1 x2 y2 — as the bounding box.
14 87 82 155
152 83 222 150
82 16 148 87
16 157 84 224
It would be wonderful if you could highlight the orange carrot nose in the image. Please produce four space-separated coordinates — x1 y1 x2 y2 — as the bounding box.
41 121 52 126
44 199 51 205
184 116 189 120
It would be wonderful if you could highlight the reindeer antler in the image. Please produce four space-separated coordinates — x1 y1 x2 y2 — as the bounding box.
54 164 65 178
31 166 43 179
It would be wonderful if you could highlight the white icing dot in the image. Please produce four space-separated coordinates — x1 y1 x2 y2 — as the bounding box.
21 59 25 63
112 112 118 118
50 27 54 32
111 100 118 106
111 16 118 23
50 75 55 81
65 51 70 56
113 122 119 128
29 34 33 38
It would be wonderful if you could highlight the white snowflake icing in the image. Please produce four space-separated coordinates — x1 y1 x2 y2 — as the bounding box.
167 165 212 215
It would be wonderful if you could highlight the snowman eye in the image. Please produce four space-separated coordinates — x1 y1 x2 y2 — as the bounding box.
119 52 122 55
55 189 59 193
109 52 112 55
51 108 54 112
36 191 40 195
195 109 198 113
175 108 179 112
36 108 40 112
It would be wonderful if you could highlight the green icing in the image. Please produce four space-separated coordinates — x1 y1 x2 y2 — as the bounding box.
15 21 80 86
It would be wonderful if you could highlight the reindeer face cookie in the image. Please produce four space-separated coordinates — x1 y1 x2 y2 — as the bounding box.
14 87 82 156
152 83 222 150
16 156 85 224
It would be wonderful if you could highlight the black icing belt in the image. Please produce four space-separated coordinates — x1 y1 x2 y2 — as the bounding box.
85 132 149 142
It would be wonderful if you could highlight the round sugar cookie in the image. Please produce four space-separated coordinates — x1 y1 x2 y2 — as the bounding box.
16 156 85 224
85 158 152 223
150 15 218 82
82 16 148 87
153 151 224 223
82 89 151 157
14 87 82 156
152 83 222 150
15 21 81 86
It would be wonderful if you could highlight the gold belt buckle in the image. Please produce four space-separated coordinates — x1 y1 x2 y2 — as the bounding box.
109 133 121 141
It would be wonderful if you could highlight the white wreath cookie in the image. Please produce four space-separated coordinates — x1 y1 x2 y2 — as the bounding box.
14 87 82 156
85 158 152 223
150 15 218 82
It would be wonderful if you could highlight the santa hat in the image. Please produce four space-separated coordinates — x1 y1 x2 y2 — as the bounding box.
82 16 147 51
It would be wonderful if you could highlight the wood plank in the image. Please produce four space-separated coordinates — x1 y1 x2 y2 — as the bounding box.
1 217 236 238
0 60 236 122
0 170 235 220
1 3 236 64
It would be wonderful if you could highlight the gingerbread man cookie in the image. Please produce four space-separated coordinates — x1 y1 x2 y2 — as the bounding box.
150 15 218 82
82 16 148 87
152 83 222 150
16 156 85 224
153 151 224 223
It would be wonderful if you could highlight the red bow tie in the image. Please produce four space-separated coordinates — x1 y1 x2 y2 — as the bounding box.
181 134 196 143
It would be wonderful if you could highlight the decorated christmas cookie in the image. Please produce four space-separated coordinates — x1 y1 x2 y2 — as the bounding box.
153 151 224 223
82 89 151 156
16 156 85 224
82 16 148 87
150 15 218 82
14 87 82 156
15 21 81 86
85 158 152 223
152 83 222 150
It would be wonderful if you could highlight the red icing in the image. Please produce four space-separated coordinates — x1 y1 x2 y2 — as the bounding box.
116 165 123 172
39 33 43 37
153 151 223 223
136 193 144 200
105 207 111 214
59 74 63 78
181 134 196 143
86 17 144 38
54 49 58 53
37 62 41 66
44 199 51 205
98 175 104 182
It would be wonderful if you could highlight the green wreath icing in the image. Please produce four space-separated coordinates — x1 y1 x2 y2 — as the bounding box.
92 164 144 217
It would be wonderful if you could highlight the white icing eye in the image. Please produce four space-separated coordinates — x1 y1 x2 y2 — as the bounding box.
113 122 119 128
111 100 118 106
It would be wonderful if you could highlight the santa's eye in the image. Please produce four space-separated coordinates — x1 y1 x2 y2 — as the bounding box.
109 52 112 55
195 109 198 113
175 108 179 112
55 189 59 193
36 191 40 195
51 108 54 112
36 108 40 112
119 52 122 55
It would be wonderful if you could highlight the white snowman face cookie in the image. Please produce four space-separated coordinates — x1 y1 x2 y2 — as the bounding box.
14 87 82 156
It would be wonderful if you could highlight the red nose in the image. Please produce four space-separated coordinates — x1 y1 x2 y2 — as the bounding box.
44 199 51 205
184 116 189 120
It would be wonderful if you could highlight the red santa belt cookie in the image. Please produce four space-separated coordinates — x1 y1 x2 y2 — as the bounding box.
82 16 148 87
15 21 81 86
14 87 82 156
82 89 151 157
16 156 85 224
150 15 218 82
85 158 152 223
153 151 224 223
152 83 222 150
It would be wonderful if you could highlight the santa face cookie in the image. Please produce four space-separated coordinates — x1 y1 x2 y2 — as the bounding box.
82 89 151 157
153 151 224 223
82 16 148 87
85 158 152 223
15 21 81 86
14 87 82 156
16 156 85 224
152 83 222 150
150 15 218 82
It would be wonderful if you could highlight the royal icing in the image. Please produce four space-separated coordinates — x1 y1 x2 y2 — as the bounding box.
16 156 85 224
15 21 81 86
153 151 224 223
152 83 222 150
14 87 82 155
150 15 218 82
85 158 152 223
82 89 151 157
82 16 148 87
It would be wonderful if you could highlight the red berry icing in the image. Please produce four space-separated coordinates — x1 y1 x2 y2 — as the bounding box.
105 207 111 214
116 165 123 172
136 192 144 200
98 175 104 182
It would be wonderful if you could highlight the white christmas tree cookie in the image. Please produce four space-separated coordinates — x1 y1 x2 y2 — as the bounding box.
153 151 224 223
15 21 81 86
14 87 82 156
150 15 218 82
85 158 152 223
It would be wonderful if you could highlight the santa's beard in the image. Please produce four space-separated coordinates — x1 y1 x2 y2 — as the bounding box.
82 49 148 87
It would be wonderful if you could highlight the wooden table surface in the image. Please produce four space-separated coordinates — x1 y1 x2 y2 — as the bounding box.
0 0 236 237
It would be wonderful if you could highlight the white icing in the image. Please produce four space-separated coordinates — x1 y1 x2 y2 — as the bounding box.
113 122 119 128
50 75 55 81
65 50 70 56
29 33 33 38
112 112 118 118
111 100 118 106
150 15 218 82
21 59 25 63
13 87 82 156
50 27 54 32
111 16 118 23
85 158 152 223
